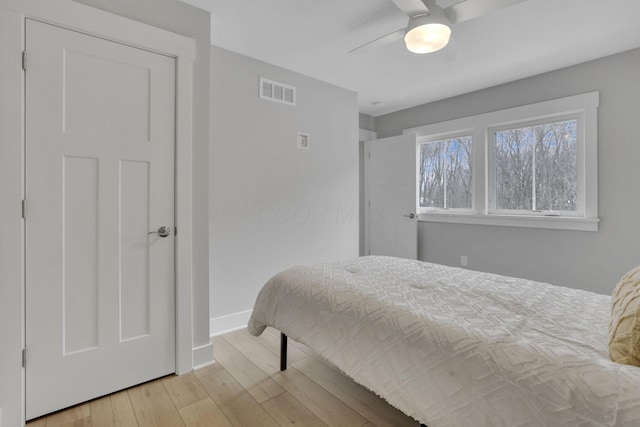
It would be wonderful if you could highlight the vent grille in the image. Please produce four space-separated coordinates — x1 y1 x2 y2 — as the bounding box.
260 77 296 106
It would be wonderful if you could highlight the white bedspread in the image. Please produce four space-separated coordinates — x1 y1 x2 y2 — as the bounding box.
248 256 640 427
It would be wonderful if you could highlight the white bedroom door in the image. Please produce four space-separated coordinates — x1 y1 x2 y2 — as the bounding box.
365 134 418 259
25 19 176 419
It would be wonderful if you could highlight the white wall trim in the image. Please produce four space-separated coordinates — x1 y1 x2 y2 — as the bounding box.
4 2 195 59
359 128 377 142
192 343 214 370
210 310 253 337
406 91 599 230
419 212 599 231
0 2 196 424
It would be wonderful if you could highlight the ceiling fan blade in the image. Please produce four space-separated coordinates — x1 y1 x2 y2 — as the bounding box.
390 0 429 16
445 0 526 23
349 28 405 55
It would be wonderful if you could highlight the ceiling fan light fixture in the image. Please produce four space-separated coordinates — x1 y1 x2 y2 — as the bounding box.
404 13 451 54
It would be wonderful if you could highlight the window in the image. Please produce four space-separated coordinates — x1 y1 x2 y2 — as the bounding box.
491 118 577 214
408 92 599 231
419 135 472 210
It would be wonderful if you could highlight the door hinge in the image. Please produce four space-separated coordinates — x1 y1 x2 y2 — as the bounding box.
21 199 26 219
22 348 26 368
22 51 27 71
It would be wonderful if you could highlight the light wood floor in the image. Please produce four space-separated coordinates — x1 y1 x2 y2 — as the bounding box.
27 327 420 427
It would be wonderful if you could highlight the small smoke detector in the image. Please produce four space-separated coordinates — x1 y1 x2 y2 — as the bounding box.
260 77 296 106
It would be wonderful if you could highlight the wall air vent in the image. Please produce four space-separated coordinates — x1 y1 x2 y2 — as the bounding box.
260 77 296 106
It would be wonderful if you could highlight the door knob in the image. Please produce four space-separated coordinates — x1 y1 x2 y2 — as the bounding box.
148 226 171 237
403 213 416 219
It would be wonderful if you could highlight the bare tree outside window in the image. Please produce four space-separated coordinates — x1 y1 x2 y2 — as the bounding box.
493 120 577 212
414 92 596 227
419 136 472 209
494 127 534 210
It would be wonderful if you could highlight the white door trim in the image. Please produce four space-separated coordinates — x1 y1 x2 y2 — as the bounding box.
0 2 196 425
359 129 377 256
363 142 372 256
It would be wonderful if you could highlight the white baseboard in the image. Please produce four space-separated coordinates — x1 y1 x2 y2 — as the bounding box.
210 310 252 337
192 343 214 370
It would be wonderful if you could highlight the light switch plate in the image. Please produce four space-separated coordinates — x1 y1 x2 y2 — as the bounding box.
297 132 309 150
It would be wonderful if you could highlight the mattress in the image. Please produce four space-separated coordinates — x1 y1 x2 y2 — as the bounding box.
248 256 640 427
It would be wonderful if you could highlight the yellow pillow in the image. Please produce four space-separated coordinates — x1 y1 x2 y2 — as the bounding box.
609 265 640 366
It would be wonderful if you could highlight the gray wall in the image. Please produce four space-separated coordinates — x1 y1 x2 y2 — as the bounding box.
72 0 211 347
209 47 359 324
359 113 376 132
375 47 640 295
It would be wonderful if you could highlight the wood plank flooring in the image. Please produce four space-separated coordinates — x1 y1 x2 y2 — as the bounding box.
27 327 420 427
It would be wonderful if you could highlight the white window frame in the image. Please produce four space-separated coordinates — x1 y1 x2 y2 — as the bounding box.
488 113 582 216
417 131 474 213
405 92 600 231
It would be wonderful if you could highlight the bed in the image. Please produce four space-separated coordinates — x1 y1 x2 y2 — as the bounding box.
248 256 640 427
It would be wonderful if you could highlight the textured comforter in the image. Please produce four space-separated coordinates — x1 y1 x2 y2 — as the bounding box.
248 256 640 427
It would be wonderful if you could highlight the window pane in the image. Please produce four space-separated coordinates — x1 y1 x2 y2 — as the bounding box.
419 136 472 209
534 120 577 211
419 141 445 208
445 137 472 208
494 128 533 210
494 119 577 212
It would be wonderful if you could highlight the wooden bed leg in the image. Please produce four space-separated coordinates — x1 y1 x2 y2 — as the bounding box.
280 332 288 371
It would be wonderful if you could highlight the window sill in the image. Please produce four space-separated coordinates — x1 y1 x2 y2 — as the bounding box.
418 212 599 231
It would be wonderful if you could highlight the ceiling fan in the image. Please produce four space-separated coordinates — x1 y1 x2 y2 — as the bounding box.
350 0 526 55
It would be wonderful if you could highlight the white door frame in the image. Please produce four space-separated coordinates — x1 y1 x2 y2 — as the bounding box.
359 128 377 256
0 2 195 425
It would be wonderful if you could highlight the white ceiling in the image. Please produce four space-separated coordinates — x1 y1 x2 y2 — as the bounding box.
181 0 640 116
